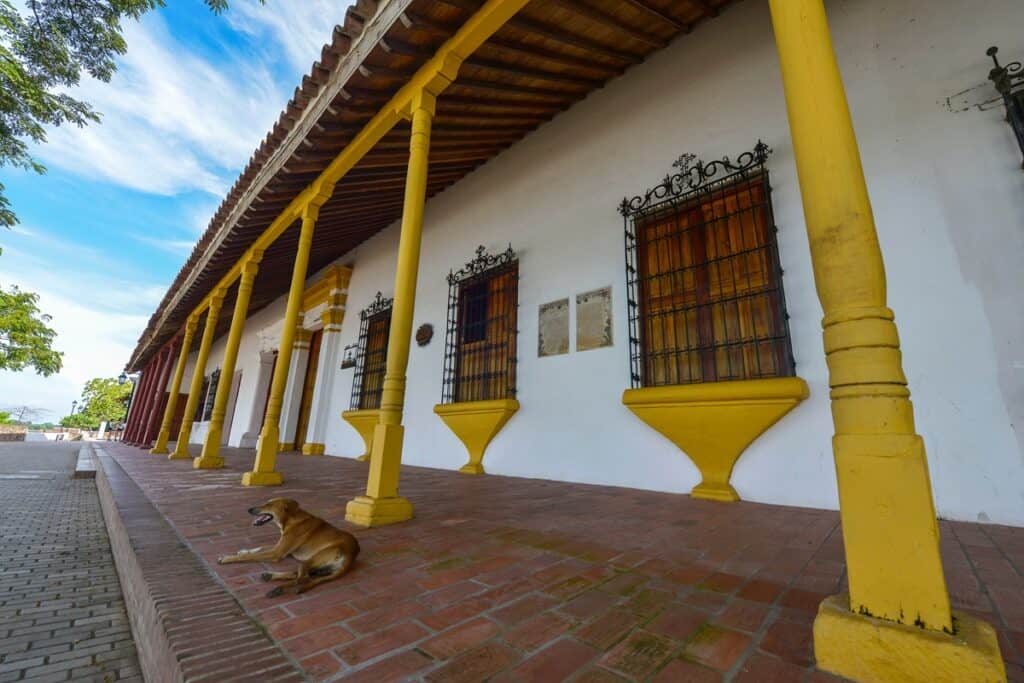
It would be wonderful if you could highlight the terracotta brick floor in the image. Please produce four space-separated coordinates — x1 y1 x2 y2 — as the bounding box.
103 443 1024 682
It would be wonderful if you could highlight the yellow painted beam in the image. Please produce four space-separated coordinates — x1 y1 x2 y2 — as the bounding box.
170 289 225 460
194 251 262 469
344 99 435 528
768 0 1004 680
242 206 319 486
150 316 198 454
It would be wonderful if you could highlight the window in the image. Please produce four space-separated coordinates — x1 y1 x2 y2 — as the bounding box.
441 245 519 404
621 143 794 388
194 375 210 421
200 369 219 421
350 293 393 411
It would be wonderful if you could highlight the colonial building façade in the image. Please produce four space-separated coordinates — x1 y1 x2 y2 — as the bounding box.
121 0 1024 679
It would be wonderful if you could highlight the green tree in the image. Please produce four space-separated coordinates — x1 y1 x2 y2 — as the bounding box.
61 376 132 428
1 0 259 227
60 412 95 429
0 285 61 374
0 410 13 424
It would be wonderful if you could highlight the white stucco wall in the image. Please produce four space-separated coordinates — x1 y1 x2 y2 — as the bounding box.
175 0 1024 525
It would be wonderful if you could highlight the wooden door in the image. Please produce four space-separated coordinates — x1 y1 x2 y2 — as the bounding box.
294 329 322 450
222 371 243 446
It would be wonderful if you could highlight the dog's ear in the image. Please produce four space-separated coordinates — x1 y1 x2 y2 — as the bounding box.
283 499 299 513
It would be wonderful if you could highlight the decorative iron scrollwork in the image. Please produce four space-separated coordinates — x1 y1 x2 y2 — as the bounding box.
360 291 393 320
619 141 772 217
447 244 517 285
987 46 1024 168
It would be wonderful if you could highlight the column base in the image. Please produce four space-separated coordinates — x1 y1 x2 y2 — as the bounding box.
149 446 168 455
345 495 413 527
458 463 485 475
691 481 740 502
814 594 1006 683
167 449 191 461
193 457 224 470
241 471 283 487
301 443 325 456
356 453 370 462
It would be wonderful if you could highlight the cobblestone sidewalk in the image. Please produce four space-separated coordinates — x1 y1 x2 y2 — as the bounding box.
0 442 141 683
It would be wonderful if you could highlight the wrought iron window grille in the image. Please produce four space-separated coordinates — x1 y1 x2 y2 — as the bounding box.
201 369 220 421
349 292 393 411
441 245 519 404
619 141 796 389
987 46 1024 168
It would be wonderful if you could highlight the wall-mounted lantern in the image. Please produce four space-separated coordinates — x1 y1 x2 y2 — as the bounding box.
987 46 1024 168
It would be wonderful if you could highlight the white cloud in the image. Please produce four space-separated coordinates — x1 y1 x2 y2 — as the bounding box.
226 0 341 73
0 228 163 419
36 14 291 197
0 3 342 419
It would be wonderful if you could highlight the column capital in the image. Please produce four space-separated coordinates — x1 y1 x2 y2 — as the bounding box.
209 287 227 310
241 255 262 279
321 307 345 327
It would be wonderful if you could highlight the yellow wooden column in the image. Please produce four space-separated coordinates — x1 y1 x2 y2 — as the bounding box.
170 289 225 460
768 1 1004 680
243 206 321 486
195 251 262 469
150 317 198 454
346 95 435 527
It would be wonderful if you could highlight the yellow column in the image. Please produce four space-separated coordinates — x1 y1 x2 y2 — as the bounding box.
170 289 225 460
345 96 435 527
150 317 198 454
194 251 262 469
242 207 320 486
769 2 1004 681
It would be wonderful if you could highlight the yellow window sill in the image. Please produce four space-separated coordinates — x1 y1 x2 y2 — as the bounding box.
434 399 520 474
623 377 809 501
341 409 379 462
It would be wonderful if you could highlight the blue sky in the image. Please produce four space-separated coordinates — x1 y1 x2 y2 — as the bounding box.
0 0 340 421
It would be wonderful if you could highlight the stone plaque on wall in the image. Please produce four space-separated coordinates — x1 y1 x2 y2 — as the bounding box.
538 298 570 357
576 287 613 352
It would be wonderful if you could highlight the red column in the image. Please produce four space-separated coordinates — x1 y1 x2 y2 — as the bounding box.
128 359 156 445
141 340 177 446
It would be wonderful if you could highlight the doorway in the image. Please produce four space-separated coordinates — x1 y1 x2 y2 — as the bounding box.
293 329 323 450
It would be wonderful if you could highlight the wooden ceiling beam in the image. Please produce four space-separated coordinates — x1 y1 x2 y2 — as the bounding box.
433 0 641 64
685 0 719 18
504 15 642 64
619 0 686 31
454 78 575 100
482 36 620 75
547 0 667 48
463 57 599 89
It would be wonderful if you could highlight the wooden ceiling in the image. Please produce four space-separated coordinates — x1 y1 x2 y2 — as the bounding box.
129 0 735 371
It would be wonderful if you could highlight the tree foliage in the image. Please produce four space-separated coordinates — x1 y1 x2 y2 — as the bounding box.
0 284 62 375
60 376 132 428
0 410 12 424
0 0 254 227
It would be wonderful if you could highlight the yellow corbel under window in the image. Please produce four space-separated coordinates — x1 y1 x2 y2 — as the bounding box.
623 377 808 501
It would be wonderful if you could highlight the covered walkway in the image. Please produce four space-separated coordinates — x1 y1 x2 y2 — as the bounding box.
103 443 1024 681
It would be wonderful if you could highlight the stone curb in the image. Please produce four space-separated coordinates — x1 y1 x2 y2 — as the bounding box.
92 446 307 683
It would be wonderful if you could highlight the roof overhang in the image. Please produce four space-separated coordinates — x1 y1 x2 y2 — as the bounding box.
128 0 734 371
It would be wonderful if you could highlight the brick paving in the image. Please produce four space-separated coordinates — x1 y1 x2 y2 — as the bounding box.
95 448 305 682
105 442 1024 682
0 442 141 683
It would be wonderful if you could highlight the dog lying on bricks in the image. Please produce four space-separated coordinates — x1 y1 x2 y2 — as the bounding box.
217 498 359 597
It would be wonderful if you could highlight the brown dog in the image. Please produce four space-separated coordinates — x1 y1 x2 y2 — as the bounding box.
217 498 359 597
